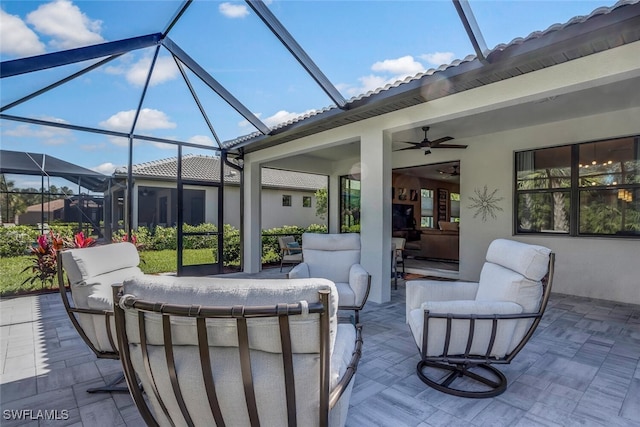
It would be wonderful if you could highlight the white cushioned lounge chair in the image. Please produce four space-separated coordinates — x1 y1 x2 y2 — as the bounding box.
57 242 143 392
406 238 554 398
113 275 363 427
288 233 371 323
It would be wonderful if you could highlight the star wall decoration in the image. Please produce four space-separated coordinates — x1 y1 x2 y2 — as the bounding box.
468 185 504 222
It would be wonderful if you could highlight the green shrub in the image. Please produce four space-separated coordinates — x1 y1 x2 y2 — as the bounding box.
222 224 240 265
150 225 177 250
306 224 328 234
184 223 218 249
341 224 360 233
0 226 38 257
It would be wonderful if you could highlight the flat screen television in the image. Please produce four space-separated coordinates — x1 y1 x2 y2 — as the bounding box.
392 203 415 229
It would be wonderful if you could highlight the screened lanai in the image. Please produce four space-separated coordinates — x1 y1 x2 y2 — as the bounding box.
2 0 638 281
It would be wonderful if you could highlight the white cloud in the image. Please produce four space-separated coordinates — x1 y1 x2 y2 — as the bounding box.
341 55 433 98
219 2 249 18
188 135 215 146
2 119 72 145
371 55 425 76
26 0 104 50
92 162 119 175
0 10 46 56
99 108 176 132
420 51 456 67
126 56 178 87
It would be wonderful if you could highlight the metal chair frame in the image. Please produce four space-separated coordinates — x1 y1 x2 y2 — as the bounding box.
113 286 363 427
56 251 128 393
416 253 555 398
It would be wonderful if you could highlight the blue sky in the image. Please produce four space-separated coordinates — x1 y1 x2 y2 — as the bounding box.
0 0 616 189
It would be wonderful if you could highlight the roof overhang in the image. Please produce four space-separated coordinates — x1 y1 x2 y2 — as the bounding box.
231 1 640 154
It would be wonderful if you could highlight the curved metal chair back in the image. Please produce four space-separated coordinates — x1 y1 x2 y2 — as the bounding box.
114 286 363 426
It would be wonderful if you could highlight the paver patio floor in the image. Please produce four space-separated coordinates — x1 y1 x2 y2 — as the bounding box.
1 273 639 426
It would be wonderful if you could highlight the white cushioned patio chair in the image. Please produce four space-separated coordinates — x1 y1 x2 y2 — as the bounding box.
406 238 554 398
288 233 371 323
113 275 363 427
57 242 143 393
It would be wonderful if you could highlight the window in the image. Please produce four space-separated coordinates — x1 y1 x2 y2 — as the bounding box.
450 192 460 223
340 175 360 232
420 189 434 228
515 136 639 236
302 196 312 208
282 195 291 207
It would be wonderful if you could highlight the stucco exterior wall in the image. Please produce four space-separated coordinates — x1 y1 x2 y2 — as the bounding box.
458 107 640 305
132 180 325 230
242 42 640 305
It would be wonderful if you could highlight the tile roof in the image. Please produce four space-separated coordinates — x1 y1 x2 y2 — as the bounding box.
115 155 326 191
226 0 640 152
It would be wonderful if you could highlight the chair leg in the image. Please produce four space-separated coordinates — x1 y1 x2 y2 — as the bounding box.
87 373 130 394
280 259 284 272
416 360 507 398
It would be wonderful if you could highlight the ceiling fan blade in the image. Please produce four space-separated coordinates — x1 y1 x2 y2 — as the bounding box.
395 145 422 151
430 136 454 146
433 143 468 149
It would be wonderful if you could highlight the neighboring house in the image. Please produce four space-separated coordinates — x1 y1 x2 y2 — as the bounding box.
111 155 327 230
235 2 640 306
18 197 103 227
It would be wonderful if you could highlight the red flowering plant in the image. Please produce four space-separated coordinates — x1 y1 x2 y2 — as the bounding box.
22 231 95 289
74 231 96 248
112 232 144 250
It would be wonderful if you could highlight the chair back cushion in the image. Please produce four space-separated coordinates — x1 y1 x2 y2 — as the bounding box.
61 242 142 352
302 233 360 283
121 275 339 354
476 239 551 353
476 239 550 312
485 238 551 281
62 242 140 284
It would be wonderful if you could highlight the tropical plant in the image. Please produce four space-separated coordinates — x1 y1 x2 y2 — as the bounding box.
315 188 328 220
21 231 95 289
21 232 64 289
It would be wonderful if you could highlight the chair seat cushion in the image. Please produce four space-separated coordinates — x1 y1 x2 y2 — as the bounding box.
70 267 143 309
408 300 523 358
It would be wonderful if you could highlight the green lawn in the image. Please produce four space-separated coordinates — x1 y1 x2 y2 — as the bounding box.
0 249 215 296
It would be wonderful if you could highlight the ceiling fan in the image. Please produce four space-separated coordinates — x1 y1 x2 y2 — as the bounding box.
396 126 467 155
437 164 460 177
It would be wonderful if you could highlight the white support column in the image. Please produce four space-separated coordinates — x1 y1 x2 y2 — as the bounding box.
328 174 340 234
359 129 392 304
243 158 262 273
